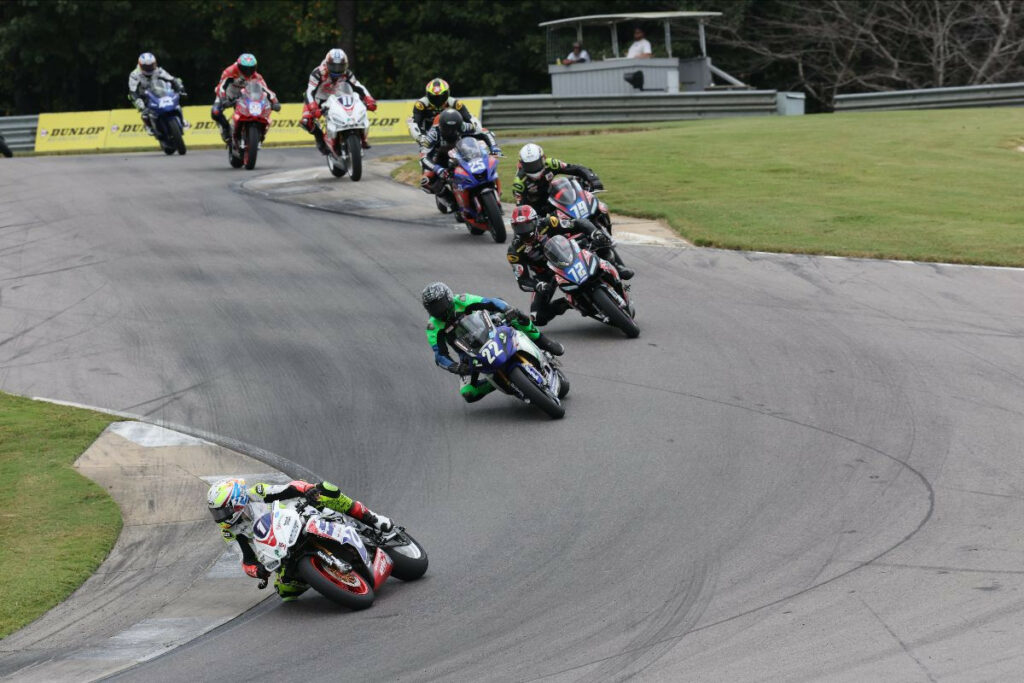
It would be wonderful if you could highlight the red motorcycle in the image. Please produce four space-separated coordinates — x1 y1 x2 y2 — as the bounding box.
229 81 273 170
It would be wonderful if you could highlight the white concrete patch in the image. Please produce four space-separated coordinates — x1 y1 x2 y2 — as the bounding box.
71 617 218 662
107 421 209 447
616 230 687 248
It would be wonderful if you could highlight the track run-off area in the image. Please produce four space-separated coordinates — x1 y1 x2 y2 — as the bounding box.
1 146 1022 681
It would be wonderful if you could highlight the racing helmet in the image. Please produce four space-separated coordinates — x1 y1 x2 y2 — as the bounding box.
326 48 348 79
422 282 454 320
438 109 463 145
237 53 258 78
425 78 450 108
138 52 157 74
511 205 540 241
519 143 546 179
207 478 249 526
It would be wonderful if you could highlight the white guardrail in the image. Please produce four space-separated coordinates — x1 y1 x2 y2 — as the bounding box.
834 82 1024 112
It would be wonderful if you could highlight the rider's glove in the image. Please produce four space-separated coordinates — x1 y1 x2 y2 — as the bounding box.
505 307 530 325
364 95 377 111
591 229 612 248
417 134 429 148
534 281 551 295
439 168 451 181
271 101 282 112
491 146 503 157
304 488 322 506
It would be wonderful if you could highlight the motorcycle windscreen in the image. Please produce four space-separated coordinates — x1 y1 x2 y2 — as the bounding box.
451 310 494 354
149 79 171 97
455 138 484 162
548 177 581 213
543 236 576 268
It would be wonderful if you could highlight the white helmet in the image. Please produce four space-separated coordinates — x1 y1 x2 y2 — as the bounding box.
519 143 546 179
138 52 157 74
325 48 348 79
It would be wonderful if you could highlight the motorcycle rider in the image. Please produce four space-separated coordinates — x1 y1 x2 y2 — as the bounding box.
128 52 185 136
513 142 603 215
422 282 564 403
207 477 393 601
507 206 572 326
408 78 480 147
300 48 377 154
211 53 281 144
420 109 502 215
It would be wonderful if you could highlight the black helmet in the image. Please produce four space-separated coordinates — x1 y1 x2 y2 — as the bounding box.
438 109 463 145
422 282 454 320
511 205 540 240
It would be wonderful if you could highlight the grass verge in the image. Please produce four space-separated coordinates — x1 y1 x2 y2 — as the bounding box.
397 109 1024 266
0 392 121 638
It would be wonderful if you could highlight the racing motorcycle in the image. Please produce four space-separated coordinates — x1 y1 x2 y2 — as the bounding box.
229 81 273 170
548 176 614 238
446 137 506 243
251 499 428 610
145 79 186 156
321 83 368 181
544 234 639 338
451 310 568 419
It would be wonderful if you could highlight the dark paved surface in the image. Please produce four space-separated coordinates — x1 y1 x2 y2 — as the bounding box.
1 146 1022 681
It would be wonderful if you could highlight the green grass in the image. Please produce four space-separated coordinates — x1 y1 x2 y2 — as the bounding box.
401 109 1024 266
0 392 120 638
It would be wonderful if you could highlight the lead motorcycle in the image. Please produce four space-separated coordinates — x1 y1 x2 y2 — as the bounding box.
229 80 274 170
321 83 368 181
251 499 428 610
544 234 639 338
451 310 568 419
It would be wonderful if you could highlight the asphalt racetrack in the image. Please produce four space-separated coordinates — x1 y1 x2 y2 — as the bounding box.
2 146 1023 681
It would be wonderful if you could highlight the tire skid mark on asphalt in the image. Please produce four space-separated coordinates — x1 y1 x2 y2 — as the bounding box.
523 369 936 682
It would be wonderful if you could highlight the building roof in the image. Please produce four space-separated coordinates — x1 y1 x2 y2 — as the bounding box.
539 11 722 29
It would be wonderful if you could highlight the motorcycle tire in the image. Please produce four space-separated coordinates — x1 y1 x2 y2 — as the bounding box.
165 118 186 156
480 191 506 243
556 368 570 399
297 553 375 610
591 287 640 339
346 133 362 181
509 366 564 419
382 531 429 581
244 124 260 170
467 226 486 235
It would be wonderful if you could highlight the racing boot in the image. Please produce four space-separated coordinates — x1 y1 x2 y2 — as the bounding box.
212 111 232 145
312 126 330 155
361 131 371 149
534 333 564 356
435 194 454 214
607 247 634 280
274 575 309 602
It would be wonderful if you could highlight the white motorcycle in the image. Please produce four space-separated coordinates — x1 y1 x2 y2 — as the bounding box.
250 499 427 609
321 83 368 181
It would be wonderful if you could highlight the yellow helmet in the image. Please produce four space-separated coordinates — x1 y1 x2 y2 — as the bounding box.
425 78 450 108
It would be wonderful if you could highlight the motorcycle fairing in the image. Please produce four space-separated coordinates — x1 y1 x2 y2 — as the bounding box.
305 516 370 565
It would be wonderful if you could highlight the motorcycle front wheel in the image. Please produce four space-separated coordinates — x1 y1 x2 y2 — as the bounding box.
346 133 362 181
244 124 260 170
509 366 564 419
479 191 506 243
382 531 429 581
591 287 640 339
166 118 186 155
297 553 375 610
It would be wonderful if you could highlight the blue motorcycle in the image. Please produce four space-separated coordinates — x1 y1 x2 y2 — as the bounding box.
451 310 568 419
145 79 186 156
448 137 506 243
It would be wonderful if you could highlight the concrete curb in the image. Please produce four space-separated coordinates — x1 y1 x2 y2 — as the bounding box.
0 412 298 682
240 157 690 249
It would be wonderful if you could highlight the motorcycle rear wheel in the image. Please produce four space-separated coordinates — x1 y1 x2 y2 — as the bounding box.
509 366 564 419
591 287 640 339
382 531 429 581
297 554 375 610
346 133 362 181
244 124 260 170
480 191 506 243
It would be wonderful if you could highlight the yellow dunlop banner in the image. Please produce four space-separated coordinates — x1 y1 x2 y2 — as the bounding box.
35 111 110 152
32 98 485 153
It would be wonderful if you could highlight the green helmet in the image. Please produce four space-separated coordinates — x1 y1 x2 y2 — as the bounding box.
237 53 257 78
